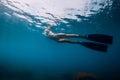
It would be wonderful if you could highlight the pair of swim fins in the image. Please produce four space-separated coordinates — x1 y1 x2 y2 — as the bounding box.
78 34 113 52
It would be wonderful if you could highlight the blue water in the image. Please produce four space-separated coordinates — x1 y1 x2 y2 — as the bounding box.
0 0 120 80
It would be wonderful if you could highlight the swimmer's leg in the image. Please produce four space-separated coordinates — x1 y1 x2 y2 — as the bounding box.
58 33 113 45
57 33 79 38
58 38 79 44
58 38 108 52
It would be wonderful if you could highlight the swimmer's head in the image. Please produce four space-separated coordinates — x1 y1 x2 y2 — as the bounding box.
44 27 50 36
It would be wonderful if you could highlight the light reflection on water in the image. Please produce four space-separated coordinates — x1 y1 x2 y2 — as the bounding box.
0 0 113 30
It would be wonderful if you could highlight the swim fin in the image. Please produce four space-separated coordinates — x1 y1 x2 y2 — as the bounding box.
78 42 108 52
79 34 113 44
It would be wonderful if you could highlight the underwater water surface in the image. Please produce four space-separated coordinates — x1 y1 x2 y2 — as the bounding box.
0 0 120 80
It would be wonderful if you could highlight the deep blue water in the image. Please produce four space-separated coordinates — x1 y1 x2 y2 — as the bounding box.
0 0 120 80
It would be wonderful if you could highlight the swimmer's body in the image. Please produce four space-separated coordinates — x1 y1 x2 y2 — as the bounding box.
44 26 113 52
44 26 80 44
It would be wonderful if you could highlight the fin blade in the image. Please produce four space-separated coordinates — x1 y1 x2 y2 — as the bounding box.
85 34 113 44
78 42 108 52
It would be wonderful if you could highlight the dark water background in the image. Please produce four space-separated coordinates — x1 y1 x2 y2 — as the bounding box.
0 0 120 80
